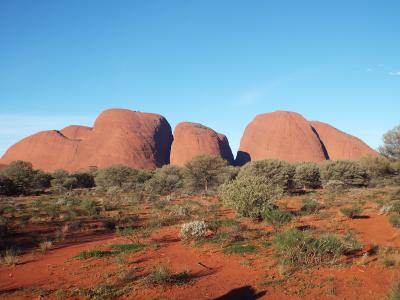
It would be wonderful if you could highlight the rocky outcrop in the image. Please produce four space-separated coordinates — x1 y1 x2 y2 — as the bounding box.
0 109 173 172
236 111 328 165
309 121 378 160
170 122 234 165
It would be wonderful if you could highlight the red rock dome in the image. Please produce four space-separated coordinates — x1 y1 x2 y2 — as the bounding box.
170 122 234 165
0 109 173 172
309 121 378 160
236 111 328 165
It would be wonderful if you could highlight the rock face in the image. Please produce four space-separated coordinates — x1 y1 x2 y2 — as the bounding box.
309 121 378 160
236 111 328 165
0 109 173 172
170 122 234 165
60 125 92 140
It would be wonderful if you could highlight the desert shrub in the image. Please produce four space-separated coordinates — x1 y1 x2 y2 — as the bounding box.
51 169 78 193
144 165 184 195
183 155 231 194
169 205 192 219
1 160 36 194
95 165 150 192
300 198 322 215
0 175 17 196
33 171 52 189
219 175 283 219
320 160 369 187
71 172 95 188
80 199 100 216
389 215 400 228
180 221 208 240
294 162 321 189
144 265 191 286
1 248 21 265
323 180 346 193
263 208 293 231
359 155 393 179
340 206 363 219
392 189 400 201
39 240 53 254
273 229 351 267
388 281 400 300
238 159 295 192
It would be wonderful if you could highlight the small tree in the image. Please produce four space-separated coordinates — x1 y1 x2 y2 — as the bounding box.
238 159 295 192
184 155 230 194
218 175 283 219
51 169 77 193
1 160 36 194
95 165 137 191
379 125 400 160
294 162 321 189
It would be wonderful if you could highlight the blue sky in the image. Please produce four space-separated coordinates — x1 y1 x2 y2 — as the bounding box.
0 0 399 156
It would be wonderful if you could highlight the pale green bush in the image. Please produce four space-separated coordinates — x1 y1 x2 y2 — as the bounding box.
238 159 295 192
218 175 283 219
320 160 369 187
294 162 321 189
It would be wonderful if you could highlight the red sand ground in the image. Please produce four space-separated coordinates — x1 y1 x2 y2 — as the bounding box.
1 195 399 300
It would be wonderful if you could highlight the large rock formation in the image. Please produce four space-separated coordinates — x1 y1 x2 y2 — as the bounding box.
0 109 173 172
236 110 378 165
236 111 328 165
309 121 378 160
170 122 234 165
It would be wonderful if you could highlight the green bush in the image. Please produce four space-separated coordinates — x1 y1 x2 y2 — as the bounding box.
0 175 17 196
340 206 363 219
33 171 52 189
183 155 230 194
294 162 321 189
51 169 77 193
273 229 352 267
218 175 283 219
323 180 346 193
1 161 36 194
359 155 393 179
144 265 191 286
145 165 184 195
388 281 400 300
263 208 293 231
320 160 369 187
71 172 95 188
389 215 400 228
95 165 150 192
238 159 295 192
80 200 100 216
300 198 322 215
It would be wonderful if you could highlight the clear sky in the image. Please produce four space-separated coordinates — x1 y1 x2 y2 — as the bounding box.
1 0 399 156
